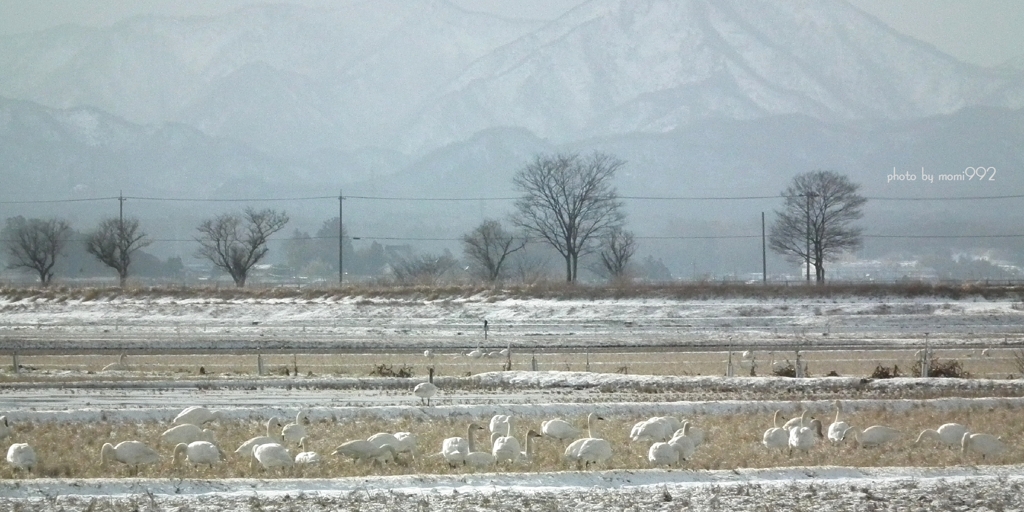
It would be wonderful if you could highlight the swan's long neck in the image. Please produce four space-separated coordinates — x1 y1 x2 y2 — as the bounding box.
772 410 782 428
800 410 809 428
833 404 841 424
916 429 937 444
587 414 597 438
467 425 477 453
524 433 533 459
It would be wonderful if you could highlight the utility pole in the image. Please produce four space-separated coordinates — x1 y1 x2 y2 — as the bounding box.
118 190 125 225
761 211 767 283
344 189 348 284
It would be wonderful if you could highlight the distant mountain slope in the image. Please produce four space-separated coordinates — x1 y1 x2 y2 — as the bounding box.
0 0 1020 162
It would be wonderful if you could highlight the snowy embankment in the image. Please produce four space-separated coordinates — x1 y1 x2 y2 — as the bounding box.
1 465 1021 511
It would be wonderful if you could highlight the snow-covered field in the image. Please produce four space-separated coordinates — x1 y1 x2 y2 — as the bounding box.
2 293 1023 510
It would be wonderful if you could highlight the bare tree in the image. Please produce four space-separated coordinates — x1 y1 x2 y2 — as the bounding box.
2 216 71 286
195 208 289 287
597 227 637 281
513 152 625 282
85 217 151 287
769 170 866 283
462 219 525 282
391 252 457 285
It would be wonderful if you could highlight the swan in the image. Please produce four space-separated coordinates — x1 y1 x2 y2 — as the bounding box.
630 417 675 442
100 441 161 475
235 417 284 455
489 414 513 435
252 442 293 471
0 416 11 440
463 423 495 469
172 441 222 469
916 423 969 449
393 432 418 457
173 406 223 426
282 410 310 445
332 440 398 465
564 413 612 469
648 441 679 467
6 443 37 472
844 425 900 448
161 424 216 446
541 418 581 443
670 422 705 447
667 423 697 461
466 347 484 359
961 431 1007 461
499 348 510 357
101 351 130 372
788 411 822 456
423 349 434 359
294 437 321 464
763 410 789 452
440 431 469 467
491 423 522 464
827 400 851 445
413 382 438 406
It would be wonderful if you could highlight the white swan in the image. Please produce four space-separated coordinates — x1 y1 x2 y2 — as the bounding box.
564 413 612 469
6 443 37 472
491 423 522 464
252 442 293 471
294 437 321 464
463 423 496 469
173 406 223 426
670 421 705 447
161 424 216 446
393 432 418 457
235 417 284 455
961 431 1007 461
100 441 161 475
0 416 11 440
413 382 438 406
788 411 822 456
827 400 850 445
102 352 130 372
423 349 434 359
667 423 697 461
440 431 469 467
332 440 398 465
466 348 484 359
916 423 969 449
172 441 222 468
630 417 675 442
541 418 581 443
282 410 310 445
845 425 900 448
489 414 513 435
648 441 679 467
763 410 789 452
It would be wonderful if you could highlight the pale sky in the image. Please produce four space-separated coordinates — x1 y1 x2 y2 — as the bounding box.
0 0 1020 66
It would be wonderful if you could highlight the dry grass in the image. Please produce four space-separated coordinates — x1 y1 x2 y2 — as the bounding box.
2 280 1024 303
1 405 1021 480
5 348 1019 381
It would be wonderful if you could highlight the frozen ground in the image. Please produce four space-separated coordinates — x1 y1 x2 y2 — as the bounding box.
2 294 1023 510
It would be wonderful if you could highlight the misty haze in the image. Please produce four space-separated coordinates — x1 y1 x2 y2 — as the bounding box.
0 0 1021 286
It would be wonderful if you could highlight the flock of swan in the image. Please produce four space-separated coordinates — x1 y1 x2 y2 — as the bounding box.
0 398 1014 477
760 400 1009 461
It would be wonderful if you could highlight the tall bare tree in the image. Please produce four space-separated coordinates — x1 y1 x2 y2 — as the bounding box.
2 216 71 286
391 252 457 286
462 219 525 282
769 170 866 283
85 217 151 287
513 152 625 282
597 227 637 281
195 208 289 287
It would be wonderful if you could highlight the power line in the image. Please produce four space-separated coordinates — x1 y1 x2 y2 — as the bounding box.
2 192 1023 205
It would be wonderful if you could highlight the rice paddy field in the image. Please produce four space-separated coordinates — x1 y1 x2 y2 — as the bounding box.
1 289 1024 510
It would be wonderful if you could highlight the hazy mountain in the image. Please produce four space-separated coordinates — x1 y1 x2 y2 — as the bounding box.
2 0 1021 164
